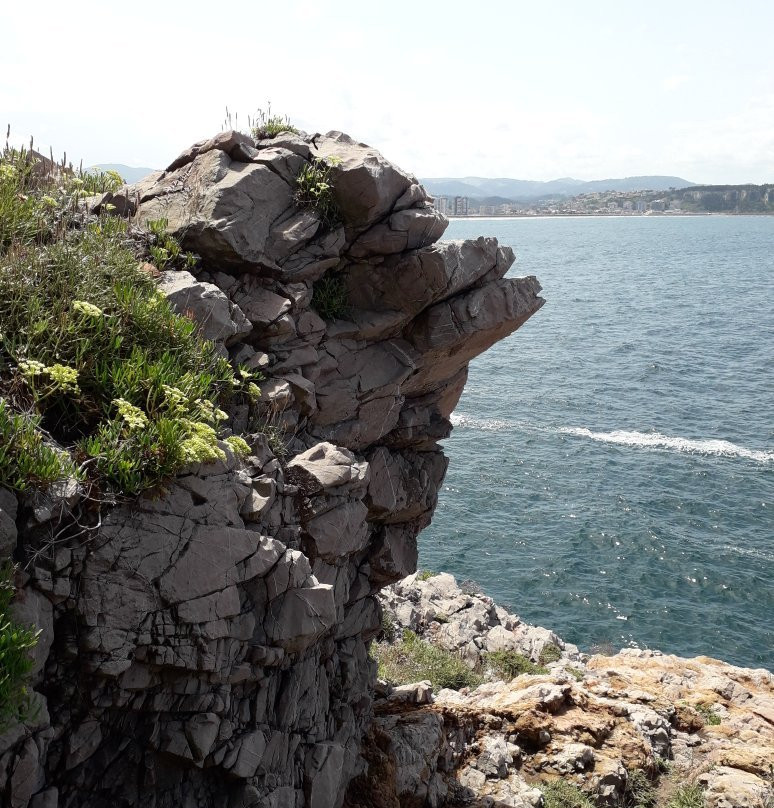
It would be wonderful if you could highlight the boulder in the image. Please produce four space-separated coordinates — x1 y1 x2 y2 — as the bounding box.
159 270 251 345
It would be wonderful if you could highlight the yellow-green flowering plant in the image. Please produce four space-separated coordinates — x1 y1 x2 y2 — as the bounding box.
0 140 267 499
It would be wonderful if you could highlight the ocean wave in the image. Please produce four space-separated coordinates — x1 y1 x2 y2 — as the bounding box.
450 414 512 432
558 427 774 462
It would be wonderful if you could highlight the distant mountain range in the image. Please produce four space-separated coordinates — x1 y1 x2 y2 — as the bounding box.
89 164 157 184
88 164 697 202
420 175 697 201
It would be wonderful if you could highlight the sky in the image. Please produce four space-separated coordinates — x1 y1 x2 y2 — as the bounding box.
2 0 773 184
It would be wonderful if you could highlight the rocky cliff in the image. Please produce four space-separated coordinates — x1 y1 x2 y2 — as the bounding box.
358 574 773 808
0 129 544 807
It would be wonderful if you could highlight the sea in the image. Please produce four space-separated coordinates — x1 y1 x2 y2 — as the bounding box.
419 215 774 671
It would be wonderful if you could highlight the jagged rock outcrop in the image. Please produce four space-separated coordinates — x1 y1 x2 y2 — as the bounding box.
347 574 774 808
0 130 544 808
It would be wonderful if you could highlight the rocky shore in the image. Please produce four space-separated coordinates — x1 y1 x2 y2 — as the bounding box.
350 572 773 808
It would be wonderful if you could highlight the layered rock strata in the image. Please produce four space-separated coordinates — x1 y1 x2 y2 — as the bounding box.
349 573 774 808
0 131 544 807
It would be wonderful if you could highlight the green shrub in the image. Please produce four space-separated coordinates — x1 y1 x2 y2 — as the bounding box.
540 780 596 808
0 143 129 253
694 702 721 726
416 569 435 581
380 610 396 643
627 769 657 808
77 168 124 195
372 630 483 692
0 146 53 251
566 666 585 682
655 756 672 774
484 650 549 679
311 273 349 321
539 643 562 665
295 158 339 227
0 401 79 491
0 144 262 498
0 562 39 727
665 784 705 808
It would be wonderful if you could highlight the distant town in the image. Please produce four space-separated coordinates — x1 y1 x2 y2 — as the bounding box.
431 184 774 217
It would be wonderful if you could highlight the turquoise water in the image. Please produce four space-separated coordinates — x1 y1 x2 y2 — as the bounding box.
420 216 774 670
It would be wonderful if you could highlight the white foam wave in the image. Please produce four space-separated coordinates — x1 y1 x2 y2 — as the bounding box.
558 427 773 462
450 414 512 432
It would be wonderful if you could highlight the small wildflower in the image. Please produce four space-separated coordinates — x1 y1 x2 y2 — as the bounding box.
47 364 80 394
194 398 228 423
161 385 188 413
41 195 58 208
72 300 104 318
179 420 225 463
247 382 261 400
18 359 46 378
113 398 149 431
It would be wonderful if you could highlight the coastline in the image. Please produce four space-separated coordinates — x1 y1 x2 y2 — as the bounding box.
350 570 774 808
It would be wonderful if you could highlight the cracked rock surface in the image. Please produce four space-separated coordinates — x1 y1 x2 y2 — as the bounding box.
0 130 544 808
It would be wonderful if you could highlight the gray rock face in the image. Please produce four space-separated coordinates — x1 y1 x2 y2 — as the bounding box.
159 270 252 347
1 130 545 808
0 488 18 558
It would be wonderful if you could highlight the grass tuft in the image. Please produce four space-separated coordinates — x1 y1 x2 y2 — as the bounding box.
249 105 300 139
627 769 657 808
694 702 721 726
484 650 549 679
311 273 349 321
372 630 483 692
541 780 596 808
665 784 705 808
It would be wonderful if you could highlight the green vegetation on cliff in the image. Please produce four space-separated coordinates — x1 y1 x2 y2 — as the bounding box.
373 629 484 691
540 780 596 808
0 142 258 498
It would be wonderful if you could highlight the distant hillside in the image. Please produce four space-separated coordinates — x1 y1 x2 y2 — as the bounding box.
663 183 774 213
521 183 774 215
88 163 156 184
421 175 696 201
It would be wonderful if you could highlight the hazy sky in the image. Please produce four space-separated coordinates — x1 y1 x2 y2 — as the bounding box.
2 0 772 183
